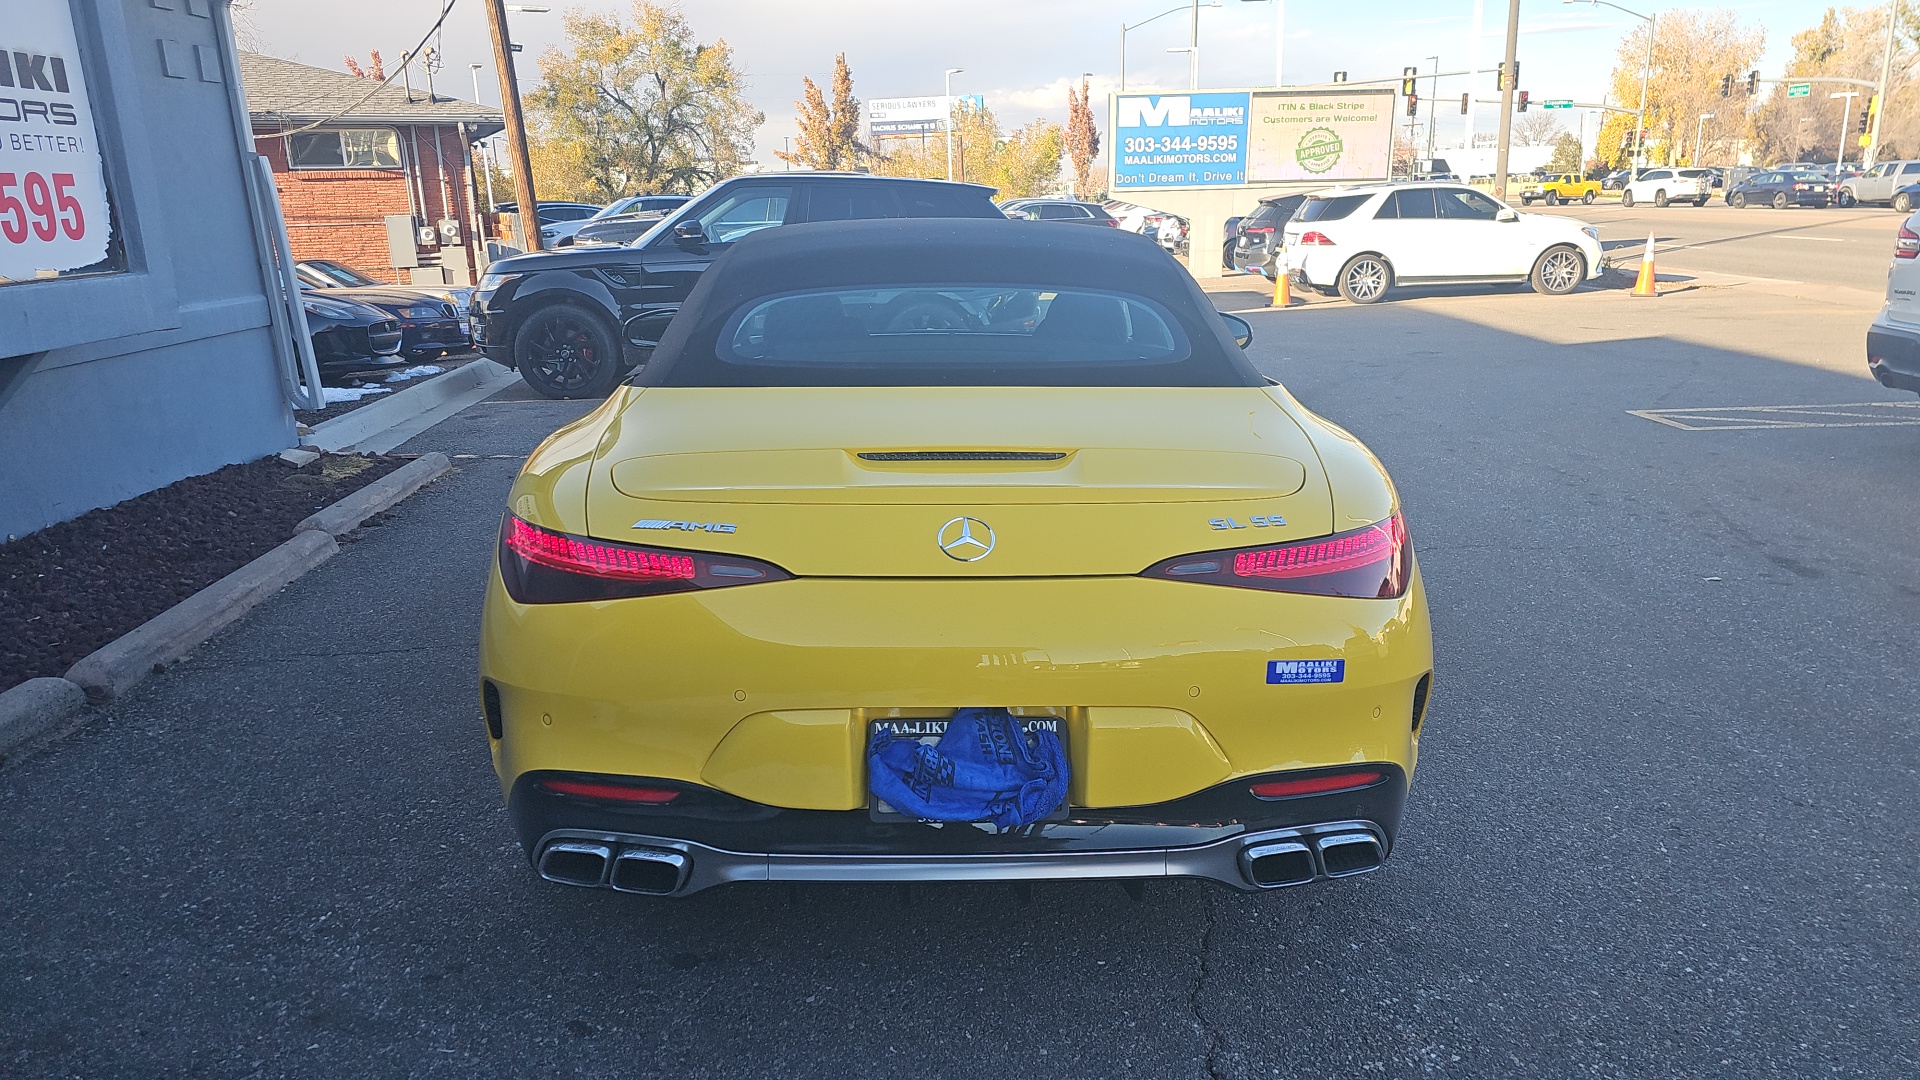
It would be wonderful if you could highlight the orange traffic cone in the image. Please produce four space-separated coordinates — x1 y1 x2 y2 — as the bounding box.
1272 267 1291 308
1631 231 1658 297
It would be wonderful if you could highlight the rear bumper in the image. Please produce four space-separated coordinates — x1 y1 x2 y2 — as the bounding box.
1867 320 1920 393
510 767 1407 895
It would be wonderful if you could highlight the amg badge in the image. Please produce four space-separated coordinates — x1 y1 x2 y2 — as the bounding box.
633 519 737 533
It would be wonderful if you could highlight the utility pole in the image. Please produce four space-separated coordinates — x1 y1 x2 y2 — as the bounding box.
1188 0 1200 90
484 0 541 252
1426 55 1440 165
1493 0 1520 201
1868 0 1899 168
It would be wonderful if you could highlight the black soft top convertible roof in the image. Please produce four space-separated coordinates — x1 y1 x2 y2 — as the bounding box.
635 218 1265 388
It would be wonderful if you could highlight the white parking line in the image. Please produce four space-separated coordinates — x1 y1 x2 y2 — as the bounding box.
1629 401 1920 431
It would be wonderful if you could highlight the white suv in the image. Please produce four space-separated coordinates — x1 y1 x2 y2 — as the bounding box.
1865 212 1920 398
1621 168 1712 208
1279 182 1605 304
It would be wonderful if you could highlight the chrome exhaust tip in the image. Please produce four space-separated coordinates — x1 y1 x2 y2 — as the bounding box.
1241 840 1316 889
538 841 612 887
1316 832 1385 878
609 847 689 895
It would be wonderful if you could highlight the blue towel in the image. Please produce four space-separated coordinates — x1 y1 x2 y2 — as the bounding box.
868 708 1068 828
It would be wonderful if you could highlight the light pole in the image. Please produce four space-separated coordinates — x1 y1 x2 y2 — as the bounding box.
944 68 964 182
1568 0 1653 171
469 64 497 213
1118 2 1219 92
1694 112 1714 166
1868 0 1899 167
1831 90 1861 170
1426 55 1440 164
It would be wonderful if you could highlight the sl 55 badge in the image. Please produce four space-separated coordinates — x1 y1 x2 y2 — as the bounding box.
1210 515 1286 530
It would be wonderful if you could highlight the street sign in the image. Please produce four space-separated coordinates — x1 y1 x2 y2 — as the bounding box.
1787 82 1811 98
1543 100 1573 109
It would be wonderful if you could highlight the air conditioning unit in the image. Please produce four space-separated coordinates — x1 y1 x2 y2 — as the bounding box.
417 225 439 247
437 218 463 246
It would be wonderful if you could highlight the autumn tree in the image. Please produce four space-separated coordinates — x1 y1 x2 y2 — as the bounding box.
528 2 763 202
1753 6 1914 163
1592 9 1764 167
1065 77 1102 197
778 53 866 170
343 51 386 80
870 102 1064 199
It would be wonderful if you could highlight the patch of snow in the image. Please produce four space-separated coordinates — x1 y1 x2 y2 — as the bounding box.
321 385 394 404
384 364 446 383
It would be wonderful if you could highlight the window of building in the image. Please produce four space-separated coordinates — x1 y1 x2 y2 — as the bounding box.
287 128 403 169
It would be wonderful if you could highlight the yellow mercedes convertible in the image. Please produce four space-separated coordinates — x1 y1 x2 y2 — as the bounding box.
479 217 1433 898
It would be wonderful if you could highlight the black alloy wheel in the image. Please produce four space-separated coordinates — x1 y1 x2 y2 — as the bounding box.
1773 192 1791 210
514 304 623 400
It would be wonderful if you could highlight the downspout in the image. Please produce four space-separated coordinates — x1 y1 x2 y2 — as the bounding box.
459 121 488 278
211 0 322 412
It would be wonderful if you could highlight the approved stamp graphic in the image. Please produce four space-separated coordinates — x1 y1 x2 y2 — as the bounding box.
1295 127 1344 174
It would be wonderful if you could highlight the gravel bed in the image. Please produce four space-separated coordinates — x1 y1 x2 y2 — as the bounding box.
0 454 404 692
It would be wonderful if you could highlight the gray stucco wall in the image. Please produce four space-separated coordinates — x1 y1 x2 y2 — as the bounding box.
0 0 293 539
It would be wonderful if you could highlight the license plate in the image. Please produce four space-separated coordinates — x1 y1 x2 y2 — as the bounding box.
868 715 1069 824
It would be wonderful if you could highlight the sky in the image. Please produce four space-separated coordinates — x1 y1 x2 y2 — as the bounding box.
245 0 1848 169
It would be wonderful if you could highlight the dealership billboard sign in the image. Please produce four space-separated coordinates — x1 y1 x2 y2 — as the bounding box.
869 96 951 137
0 0 113 283
1112 88 1394 190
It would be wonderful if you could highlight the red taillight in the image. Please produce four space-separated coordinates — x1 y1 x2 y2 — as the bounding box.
541 779 680 803
498 515 790 603
1103 219 1120 226
1897 224 1919 259
1792 182 1810 191
1246 225 1276 234
1249 770 1384 800
1297 230 1335 246
1141 515 1412 598
504 515 694 581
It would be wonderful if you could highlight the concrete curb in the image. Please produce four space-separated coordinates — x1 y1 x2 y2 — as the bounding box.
0 677 90 761
64 530 340 706
307 359 514 454
296 452 452 537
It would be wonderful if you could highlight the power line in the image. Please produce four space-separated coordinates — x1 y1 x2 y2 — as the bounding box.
255 0 464 140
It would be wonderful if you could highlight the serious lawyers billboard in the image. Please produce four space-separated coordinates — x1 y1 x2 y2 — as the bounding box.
1111 88 1394 190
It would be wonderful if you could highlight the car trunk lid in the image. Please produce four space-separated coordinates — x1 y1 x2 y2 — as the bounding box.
585 386 1333 577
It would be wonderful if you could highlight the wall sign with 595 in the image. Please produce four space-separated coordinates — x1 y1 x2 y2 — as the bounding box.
0 171 86 243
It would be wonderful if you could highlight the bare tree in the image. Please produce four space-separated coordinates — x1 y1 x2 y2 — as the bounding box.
1512 112 1564 146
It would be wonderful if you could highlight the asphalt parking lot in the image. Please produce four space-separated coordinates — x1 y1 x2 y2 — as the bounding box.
3 225 1917 1077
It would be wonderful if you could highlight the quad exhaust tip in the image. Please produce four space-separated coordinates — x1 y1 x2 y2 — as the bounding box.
538 841 688 895
1315 832 1385 878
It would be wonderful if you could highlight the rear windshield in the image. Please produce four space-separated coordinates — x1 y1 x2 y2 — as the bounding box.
1677 169 1712 179
1297 194 1371 222
721 286 1185 368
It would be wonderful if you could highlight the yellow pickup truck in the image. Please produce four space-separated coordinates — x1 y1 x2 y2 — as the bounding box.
1516 174 1601 206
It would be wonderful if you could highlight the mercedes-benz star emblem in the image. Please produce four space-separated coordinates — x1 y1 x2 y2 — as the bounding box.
937 516 995 562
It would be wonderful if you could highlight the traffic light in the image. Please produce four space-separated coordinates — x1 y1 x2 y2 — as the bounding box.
1517 90 1529 112
1332 70 1347 83
1495 61 1520 91
1406 93 1420 117
1495 62 1505 91
1859 107 1873 134
1402 66 1418 96
1746 70 1759 95
1460 92 1470 115
1720 74 1733 97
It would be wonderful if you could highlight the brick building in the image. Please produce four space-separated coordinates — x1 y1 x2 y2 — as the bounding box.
239 53 502 286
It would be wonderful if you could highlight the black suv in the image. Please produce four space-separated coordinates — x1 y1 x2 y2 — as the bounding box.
1228 194 1307 279
473 174 1003 397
